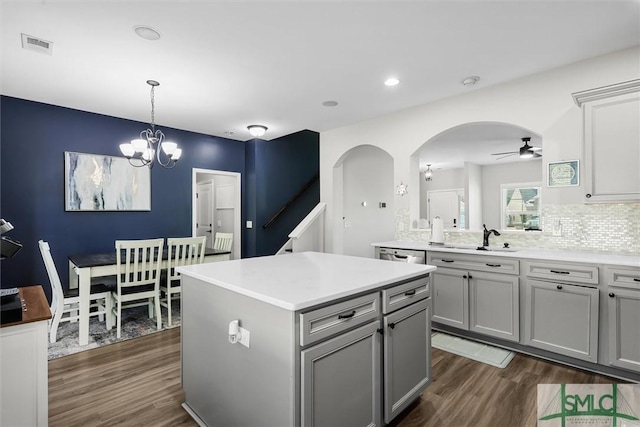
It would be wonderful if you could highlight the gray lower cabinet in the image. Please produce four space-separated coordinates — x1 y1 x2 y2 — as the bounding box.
606 264 640 374
383 298 430 424
524 279 599 363
469 271 519 342
430 264 519 342
301 321 382 427
431 267 468 329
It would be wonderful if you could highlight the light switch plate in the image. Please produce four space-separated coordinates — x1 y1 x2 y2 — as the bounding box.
246 221 253 229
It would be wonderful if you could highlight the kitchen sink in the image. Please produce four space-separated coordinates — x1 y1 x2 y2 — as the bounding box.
438 244 518 252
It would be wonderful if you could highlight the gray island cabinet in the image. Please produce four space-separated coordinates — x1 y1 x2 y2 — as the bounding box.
177 252 436 427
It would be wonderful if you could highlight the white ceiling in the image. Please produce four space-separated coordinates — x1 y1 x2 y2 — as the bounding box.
1 0 639 146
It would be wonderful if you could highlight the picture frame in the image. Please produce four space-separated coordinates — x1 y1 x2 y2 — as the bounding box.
64 151 151 211
547 160 579 187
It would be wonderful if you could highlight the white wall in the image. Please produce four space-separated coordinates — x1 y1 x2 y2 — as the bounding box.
340 145 395 258
320 47 640 254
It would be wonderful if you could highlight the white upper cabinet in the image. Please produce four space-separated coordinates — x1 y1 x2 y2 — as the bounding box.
573 79 640 203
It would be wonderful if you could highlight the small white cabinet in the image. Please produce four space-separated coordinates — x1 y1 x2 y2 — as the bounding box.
573 79 640 202
605 266 640 373
0 286 50 427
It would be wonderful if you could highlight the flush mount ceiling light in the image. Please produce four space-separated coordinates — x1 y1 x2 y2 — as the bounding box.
247 125 268 137
384 77 400 87
461 76 480 86
424 164 433 182
119 80 181 169
133 25 161 41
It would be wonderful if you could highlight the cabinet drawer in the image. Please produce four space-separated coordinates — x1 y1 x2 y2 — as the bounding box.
428 253 519 275
381 276 429 314
300 293 380 346
524 261 599 285
605 266 640 290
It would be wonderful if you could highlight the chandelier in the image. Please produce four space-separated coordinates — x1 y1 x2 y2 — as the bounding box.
119 80 182 168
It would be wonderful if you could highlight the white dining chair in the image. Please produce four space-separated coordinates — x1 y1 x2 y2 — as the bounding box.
111 238 164 339
161 236 207 327
213 232 233 252
38 240 113 343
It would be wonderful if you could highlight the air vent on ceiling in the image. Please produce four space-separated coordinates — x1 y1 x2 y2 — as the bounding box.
21 33 53 55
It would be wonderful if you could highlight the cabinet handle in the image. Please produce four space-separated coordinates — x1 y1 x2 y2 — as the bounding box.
404 289 416 296
463 275 468 279
468 275 473 279
441 259 455 263
338 310 356 319
609 292 615 298
634 278 640 282
557 285 563 290
388 322 396 329
376 328 383 335
586 193 592 198
486 263 501 267
550 270 570 275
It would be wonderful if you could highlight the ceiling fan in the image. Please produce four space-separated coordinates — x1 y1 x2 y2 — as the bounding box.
492 137 542 160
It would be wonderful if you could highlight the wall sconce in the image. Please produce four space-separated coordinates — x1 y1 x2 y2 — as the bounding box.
424 164 433 182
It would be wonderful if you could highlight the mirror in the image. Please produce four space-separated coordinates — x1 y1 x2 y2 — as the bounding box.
414 122 542 231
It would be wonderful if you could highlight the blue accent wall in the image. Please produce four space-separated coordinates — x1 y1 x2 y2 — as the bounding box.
1 96 245 296
246 130 320 257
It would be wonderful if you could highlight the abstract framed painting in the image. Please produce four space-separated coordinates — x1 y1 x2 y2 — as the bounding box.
64 152 151 211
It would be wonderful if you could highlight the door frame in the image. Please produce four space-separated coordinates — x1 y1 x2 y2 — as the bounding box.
192 168 242 260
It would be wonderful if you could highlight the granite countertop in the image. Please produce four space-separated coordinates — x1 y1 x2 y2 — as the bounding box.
372 241 640 268
177 251 436 311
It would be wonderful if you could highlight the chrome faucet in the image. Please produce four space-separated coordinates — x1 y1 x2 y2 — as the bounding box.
482 224 500 247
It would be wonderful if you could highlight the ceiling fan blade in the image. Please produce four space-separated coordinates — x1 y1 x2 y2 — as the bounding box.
531 146 542 151
491 151 517 155
533 152 542 158
496 153 516 160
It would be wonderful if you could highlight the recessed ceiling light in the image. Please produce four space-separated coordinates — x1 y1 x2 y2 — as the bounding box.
134 25 161 41
384 77 400 87
322 100 339 107
461 76 480 86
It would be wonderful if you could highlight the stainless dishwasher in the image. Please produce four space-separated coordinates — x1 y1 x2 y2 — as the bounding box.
378 247 426 264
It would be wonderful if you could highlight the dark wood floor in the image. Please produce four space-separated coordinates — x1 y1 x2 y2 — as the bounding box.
49 328 616 427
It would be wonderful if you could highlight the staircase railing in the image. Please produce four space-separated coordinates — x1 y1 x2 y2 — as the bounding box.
276 202 326 255
263 173 319 230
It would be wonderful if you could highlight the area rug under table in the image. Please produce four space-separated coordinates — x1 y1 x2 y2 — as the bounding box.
47 304 181 360
432 332 515 368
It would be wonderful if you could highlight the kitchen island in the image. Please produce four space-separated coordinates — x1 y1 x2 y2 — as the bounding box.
177 251 436 427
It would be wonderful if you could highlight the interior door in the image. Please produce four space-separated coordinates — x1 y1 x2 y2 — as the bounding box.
196 181 214 248
427 190 460 230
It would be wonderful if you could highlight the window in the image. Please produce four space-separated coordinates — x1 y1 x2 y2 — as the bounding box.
500 183 541 231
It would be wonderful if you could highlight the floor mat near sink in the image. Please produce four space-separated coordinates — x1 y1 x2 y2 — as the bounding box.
431 332 515 368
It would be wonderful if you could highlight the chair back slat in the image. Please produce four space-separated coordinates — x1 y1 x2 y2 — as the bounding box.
115 239 164 290
213 232 233 252
38 240 64 317
167 236 207 282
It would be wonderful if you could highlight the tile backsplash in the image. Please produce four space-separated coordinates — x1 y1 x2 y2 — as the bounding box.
397 203 640 255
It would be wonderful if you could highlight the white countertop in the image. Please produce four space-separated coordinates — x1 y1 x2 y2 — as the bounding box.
372 241 640 267
177 251 436 311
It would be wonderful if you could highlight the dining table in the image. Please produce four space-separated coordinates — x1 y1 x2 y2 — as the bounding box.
68 247 231 346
